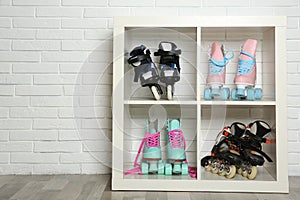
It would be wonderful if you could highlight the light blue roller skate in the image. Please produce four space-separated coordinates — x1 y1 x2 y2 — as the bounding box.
124 119 164 175
140 119 164 175
165 119 188 175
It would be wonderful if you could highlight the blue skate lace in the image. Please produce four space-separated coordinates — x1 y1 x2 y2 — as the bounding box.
237 51 255 75
209 50 234 74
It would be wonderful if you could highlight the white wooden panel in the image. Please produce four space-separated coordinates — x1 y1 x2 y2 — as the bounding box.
113 16 287 192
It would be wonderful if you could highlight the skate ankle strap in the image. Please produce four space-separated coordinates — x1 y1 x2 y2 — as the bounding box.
240 51 255 60
209 58 227 67
209 50 234 67
128 53 151 66
238 51 256 75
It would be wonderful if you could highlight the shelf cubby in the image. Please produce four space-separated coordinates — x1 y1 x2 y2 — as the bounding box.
200 105 276 181
199 27 275 101
123 104 197 178
124 27 197 102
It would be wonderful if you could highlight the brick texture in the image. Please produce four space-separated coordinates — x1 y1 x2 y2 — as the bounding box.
0 1 299 176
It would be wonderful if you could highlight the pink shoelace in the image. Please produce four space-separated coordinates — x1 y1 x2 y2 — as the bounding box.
145 131 160 148
168 129 185 149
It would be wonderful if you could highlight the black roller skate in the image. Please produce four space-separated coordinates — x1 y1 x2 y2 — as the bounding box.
154 42 181 100
201 126 244 179
128 45 163 100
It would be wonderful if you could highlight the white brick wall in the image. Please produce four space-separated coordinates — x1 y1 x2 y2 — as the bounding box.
0 0 299 175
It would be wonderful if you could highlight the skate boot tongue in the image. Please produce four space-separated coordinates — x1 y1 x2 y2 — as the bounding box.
230 122 246 138
248 120 271 138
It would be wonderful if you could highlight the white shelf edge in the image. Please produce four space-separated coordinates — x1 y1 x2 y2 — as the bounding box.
200 100 276 106
124 100 197 105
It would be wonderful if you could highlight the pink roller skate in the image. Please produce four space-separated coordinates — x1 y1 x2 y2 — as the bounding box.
232 39 262 101
204 41 234 100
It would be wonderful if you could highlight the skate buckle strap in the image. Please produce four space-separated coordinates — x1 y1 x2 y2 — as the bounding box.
237 51 255 75
209 50 234 74
124 132 161 175
168 129 186 149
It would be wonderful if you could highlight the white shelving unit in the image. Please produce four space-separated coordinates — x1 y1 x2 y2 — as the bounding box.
112 16 288 193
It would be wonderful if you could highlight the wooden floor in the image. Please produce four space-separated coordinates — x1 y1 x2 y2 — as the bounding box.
0 175 300 200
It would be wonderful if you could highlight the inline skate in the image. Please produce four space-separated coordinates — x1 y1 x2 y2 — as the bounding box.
165 119 189 175
124 119 164 175
204 41 234 100
201 121 273 180
154 42 181 100
201 124 245 179
128 45 163 100
236 120 273 179
232 39 263 101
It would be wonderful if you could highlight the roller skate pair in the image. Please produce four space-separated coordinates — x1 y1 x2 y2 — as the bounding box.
201 120 273 180
128 42 181 100
204 39 262 101
125 119 194 177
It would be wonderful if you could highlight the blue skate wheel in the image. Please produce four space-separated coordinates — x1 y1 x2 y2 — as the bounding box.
236 88 245 97
158 160 165 175
204 88 212 100
165 163 172 175
211 88 220 96
247 88 255 101
141 162 148 175
181 163 188 175
254 88 262 100
173 163 181 174
149 162 158 173
221 88 230 100
231 89 239 101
